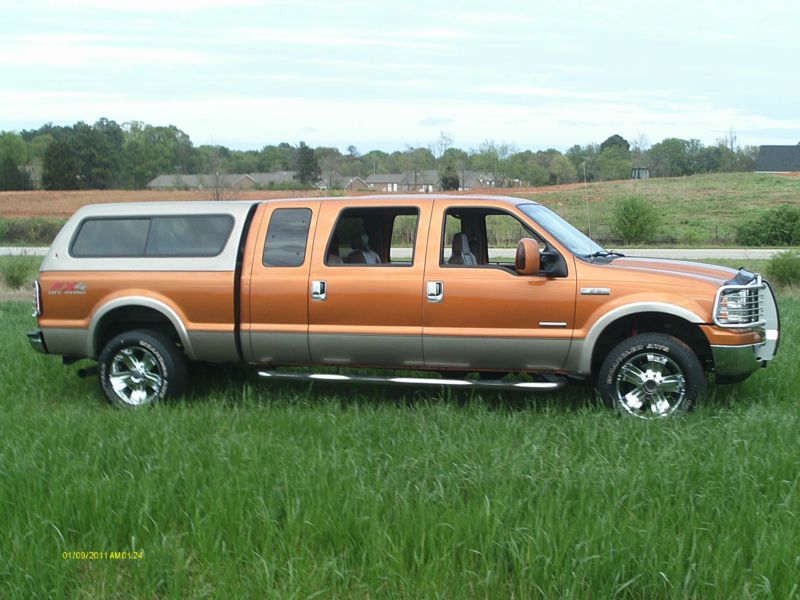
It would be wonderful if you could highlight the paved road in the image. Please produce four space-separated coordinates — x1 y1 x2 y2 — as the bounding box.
0 247 793 259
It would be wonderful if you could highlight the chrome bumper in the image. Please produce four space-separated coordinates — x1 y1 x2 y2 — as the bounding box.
27 330 48 354
711 344 762 383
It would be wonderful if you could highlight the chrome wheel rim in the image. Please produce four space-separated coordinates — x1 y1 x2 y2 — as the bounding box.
108 346 164 406
613 351 687 418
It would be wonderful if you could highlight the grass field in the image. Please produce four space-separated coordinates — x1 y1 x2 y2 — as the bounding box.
2 272 799 597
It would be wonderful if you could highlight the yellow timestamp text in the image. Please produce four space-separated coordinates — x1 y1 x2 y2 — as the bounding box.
62 551 144 561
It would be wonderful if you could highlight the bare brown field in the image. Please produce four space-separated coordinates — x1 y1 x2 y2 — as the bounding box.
0 185 588 219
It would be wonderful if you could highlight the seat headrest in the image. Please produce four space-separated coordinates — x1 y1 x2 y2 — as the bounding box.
452 233 470 254
350 233 368 250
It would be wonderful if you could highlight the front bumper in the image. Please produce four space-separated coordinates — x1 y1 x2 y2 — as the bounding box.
27 330 48 354
711 344 762 384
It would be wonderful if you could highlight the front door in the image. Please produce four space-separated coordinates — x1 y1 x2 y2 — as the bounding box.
422 201 577 372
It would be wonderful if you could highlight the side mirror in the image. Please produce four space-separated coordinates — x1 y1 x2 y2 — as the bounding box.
515 238 540 275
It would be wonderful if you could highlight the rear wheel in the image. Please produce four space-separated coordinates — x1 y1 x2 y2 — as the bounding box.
598 333 705 419
98 330 187 407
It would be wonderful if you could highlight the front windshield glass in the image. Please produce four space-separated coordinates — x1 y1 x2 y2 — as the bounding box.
518 203 604 256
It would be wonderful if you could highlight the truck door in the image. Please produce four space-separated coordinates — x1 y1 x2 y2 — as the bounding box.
307 199 431 367
242 201 320 365
422 200 577 372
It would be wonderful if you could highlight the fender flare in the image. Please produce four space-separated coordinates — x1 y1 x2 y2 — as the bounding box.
88 296 195 359
572 301 704 375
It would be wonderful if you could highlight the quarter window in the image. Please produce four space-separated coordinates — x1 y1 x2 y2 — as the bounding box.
262 208 312 267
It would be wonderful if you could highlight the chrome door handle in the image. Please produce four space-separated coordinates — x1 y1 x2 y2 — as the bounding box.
311 280 327 301
427 281 444 303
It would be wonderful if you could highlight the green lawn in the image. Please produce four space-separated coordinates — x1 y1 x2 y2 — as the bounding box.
526 172 800 247
1 289 799 598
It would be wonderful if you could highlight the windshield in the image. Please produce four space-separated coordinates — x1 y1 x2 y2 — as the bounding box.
518 203 604 256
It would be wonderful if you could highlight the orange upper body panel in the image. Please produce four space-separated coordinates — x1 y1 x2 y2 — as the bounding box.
38 271 235 332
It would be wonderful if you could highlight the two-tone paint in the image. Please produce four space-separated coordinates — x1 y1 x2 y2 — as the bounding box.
31 195 779 384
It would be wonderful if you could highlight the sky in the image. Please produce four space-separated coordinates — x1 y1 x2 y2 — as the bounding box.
2 0 799 153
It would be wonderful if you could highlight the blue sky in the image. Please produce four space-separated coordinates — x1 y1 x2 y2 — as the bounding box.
2 0 799 152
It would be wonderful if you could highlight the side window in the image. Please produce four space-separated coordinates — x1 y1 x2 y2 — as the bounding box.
326 207 419 266
147 215 233 257
263 208 312 267
71 218 149 257
71 215 234 258
442 207 539 269
485 214 538 267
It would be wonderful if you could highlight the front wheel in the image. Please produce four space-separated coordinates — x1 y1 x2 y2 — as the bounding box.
598 333 705 419
98 330 187 407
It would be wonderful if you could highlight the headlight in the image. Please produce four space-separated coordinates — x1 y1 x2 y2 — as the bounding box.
715 287 763 327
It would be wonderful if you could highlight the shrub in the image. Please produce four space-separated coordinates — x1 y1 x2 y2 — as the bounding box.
735 205 800 246
766 251 800 286
0 257 34 290
609 195 660 244
0 218 64 246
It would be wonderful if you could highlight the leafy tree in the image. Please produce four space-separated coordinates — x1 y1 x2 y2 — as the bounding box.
472 140 514 184
595 146 632 180
0 155 32 190
0 132 28 165
549 154 577 184
42 139 79 190
294 141 320 186
439 164 460 190
648 138 693 177
600 134 630 152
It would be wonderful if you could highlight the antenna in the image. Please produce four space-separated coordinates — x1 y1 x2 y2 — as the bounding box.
583 161 593 256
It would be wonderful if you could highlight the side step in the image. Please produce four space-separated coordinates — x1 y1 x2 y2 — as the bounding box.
257 370 565 392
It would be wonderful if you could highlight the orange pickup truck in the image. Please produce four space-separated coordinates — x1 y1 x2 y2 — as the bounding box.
28 195 779 418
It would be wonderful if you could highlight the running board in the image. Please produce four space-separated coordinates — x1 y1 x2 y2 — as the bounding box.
257 370 565 392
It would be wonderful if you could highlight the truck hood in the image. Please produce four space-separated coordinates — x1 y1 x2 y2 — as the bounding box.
591 256 741 286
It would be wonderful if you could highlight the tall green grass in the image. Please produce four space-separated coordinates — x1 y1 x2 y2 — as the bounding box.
1 298 799 598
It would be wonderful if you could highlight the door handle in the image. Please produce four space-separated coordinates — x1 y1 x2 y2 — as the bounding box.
311 280 327 301
427 281 444 303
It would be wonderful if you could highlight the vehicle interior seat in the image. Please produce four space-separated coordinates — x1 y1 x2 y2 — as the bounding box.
327 231 343 264
345 233 381 264
448 233 478 265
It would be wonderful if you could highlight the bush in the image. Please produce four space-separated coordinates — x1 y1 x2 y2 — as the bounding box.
766 251 800 286
0 257 35 290
0 218 64 246
609 195 660 244
735 205 800 246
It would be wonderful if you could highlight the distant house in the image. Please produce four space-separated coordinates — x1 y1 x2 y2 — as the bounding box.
458 170 495 191
631 167 650 180
345 176 370 191
365 173 406 192
147 173 255 190
756 146 800 173
147 171 297 190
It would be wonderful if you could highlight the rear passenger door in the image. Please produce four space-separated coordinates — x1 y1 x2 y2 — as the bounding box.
243 201 319 365
307 200 431 368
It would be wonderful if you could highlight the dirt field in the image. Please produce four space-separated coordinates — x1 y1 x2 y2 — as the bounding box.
0 185 584 219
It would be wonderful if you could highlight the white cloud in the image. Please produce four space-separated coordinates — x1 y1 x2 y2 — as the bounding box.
0 34 216 67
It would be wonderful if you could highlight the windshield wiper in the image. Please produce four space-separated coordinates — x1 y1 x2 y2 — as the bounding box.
586 250 626 259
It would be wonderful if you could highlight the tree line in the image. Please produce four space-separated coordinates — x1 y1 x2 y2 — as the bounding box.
0 119 761 192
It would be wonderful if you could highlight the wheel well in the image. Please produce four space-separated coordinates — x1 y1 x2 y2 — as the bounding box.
590 312 712 375
94 306 181 357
